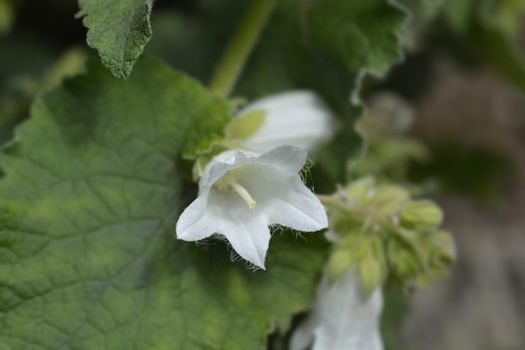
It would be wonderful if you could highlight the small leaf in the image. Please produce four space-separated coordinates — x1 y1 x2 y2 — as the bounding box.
78 0 153 79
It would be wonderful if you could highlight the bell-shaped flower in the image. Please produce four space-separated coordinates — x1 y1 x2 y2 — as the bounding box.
176 145 328 269
234 91 335 153
290 268 384 350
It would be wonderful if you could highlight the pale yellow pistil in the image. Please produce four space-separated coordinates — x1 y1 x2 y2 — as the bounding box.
215 171 257 209
229 181 257 209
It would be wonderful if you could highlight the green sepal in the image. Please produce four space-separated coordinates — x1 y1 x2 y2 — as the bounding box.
430 230 456 263
387 237 422 279
400 200 443 231
225 109 266 140
358 237 386 296
326 232 369 284
367 185 410 216
345 177 375 204
191 142 229 181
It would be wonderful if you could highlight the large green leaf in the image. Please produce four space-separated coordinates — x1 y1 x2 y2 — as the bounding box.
78 0 153 79
237 0 407 189
0 57 327 349
303 0 406 77
239 0 406 95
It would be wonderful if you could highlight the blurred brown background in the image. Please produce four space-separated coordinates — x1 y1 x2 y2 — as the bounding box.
399 24 525 350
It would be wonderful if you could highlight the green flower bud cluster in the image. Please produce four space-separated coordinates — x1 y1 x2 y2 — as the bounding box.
321 177 455 294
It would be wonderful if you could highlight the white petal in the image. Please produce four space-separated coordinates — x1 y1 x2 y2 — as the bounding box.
220 214 271 269
177 187 271 268
241 91 321 112
197 149 255 193
237 164 327 232
200 145 308 193
257 145 308 175
206 189 271 268
266 177 328 231
290 269 384 350
237 90 335 153
176 195 216 241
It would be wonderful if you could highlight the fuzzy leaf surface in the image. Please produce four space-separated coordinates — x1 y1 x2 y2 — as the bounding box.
78 0 153 78
0 57 327 349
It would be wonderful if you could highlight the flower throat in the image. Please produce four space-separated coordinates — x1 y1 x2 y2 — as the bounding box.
214 170 256 209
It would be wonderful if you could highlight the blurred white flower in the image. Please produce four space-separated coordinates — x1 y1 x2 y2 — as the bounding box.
176 145 328 269
236 91 335 153
290 268 384 350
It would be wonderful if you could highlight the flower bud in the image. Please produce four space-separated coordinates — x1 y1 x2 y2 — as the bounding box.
430 230 456 263
327 233 368 283
327 249 355 283
345 177 375 205
368 185 409 216
387 238 421 279
359 254 384 296
400 200 443 230
358 240 385 295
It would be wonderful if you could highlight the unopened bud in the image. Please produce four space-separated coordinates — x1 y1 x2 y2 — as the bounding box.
400 200 443 230
358 252 384 296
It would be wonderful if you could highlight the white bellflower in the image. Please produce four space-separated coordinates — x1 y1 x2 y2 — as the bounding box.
176 145 327 268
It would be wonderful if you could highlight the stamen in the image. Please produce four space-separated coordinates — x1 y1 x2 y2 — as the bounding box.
229 181 256 209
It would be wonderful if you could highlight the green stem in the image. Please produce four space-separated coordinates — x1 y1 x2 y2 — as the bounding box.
209 0 276 98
